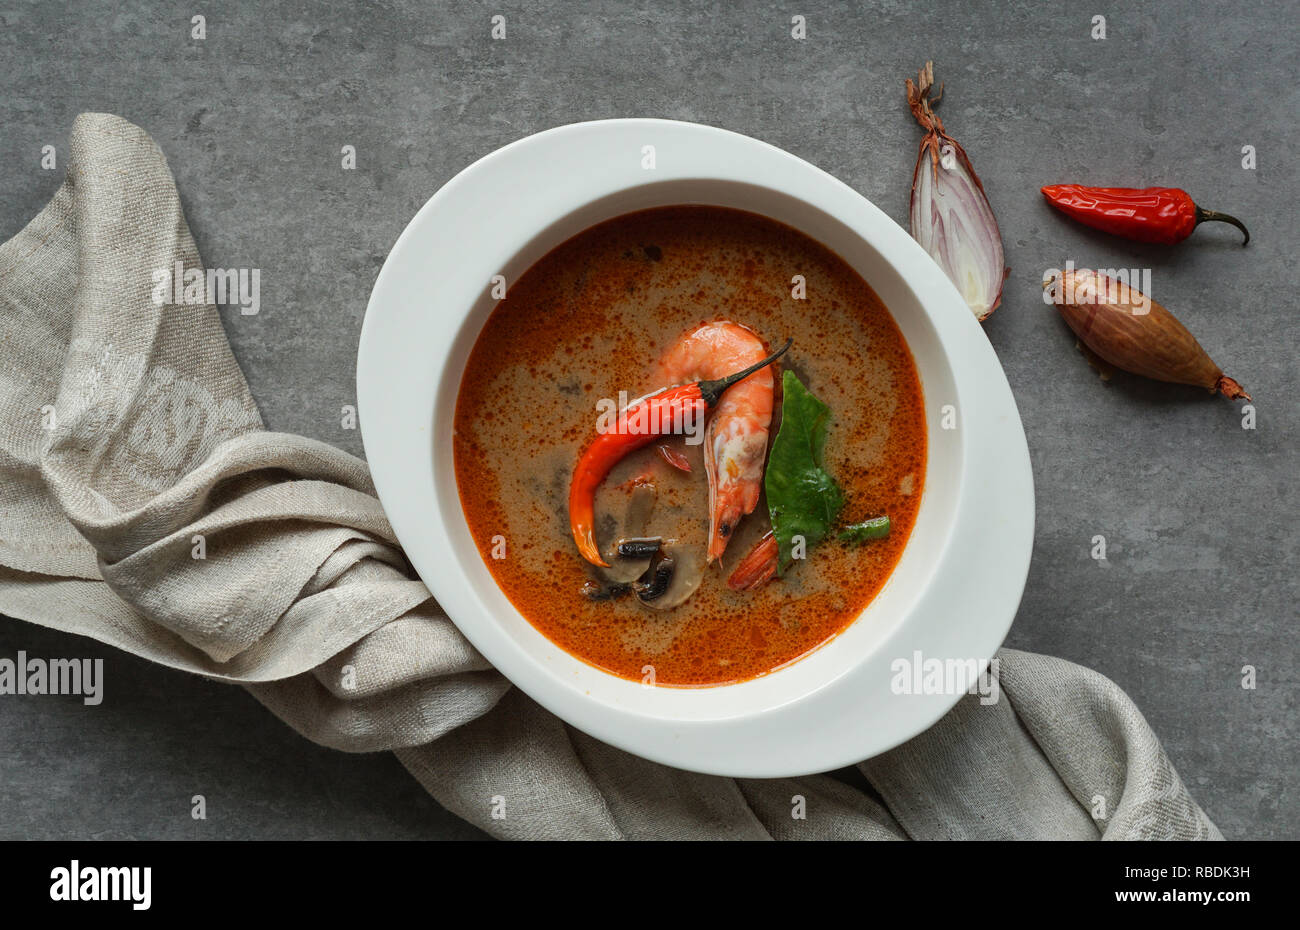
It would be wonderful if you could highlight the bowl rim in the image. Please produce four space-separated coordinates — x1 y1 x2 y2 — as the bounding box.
358 118 1034 776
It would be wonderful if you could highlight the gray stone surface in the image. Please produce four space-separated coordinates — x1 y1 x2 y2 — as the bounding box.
0 1 1294 840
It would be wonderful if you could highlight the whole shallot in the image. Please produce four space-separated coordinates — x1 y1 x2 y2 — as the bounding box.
1044 268 1250 400
907 61 1008 321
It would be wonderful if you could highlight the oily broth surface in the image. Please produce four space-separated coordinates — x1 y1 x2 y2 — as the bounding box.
453 206 926 686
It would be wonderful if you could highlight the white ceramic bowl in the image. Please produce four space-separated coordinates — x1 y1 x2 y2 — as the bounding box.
358 119 1033 777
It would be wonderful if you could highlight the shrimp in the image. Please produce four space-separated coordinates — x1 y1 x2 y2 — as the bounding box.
651 321 778 562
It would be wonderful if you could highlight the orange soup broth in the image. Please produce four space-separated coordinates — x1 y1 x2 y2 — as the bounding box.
453 206 926 686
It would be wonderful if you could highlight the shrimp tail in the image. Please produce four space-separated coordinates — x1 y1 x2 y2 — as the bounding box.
728 531 779 590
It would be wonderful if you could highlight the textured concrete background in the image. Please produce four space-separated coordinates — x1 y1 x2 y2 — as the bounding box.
1 1 1295 840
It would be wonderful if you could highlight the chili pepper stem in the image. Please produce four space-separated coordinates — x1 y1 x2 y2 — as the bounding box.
1195 207 1250 246
697 338 792 407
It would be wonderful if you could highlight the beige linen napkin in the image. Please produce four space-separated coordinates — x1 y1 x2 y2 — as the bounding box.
0 114 1221 840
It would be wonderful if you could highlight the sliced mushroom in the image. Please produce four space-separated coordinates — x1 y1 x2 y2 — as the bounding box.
634 543 705 611
634 555 675 602
598 484 661 583
625 482 656 534
600 536 661 584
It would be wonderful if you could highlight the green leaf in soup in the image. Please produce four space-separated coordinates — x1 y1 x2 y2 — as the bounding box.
839 516 891 543
764 370 844 574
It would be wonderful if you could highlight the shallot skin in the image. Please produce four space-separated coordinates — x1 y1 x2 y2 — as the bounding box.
1047 269 1250 401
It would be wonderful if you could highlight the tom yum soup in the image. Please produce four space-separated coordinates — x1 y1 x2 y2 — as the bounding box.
454 206 926 687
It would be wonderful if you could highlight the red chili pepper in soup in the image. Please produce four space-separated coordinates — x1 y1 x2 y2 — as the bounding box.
1040 185 1249 245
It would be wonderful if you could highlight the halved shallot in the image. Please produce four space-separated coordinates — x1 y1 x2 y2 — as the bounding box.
906 61 1008 321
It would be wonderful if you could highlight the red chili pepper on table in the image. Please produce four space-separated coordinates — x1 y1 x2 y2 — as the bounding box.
569 339 791 567
1040 185 1250 245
